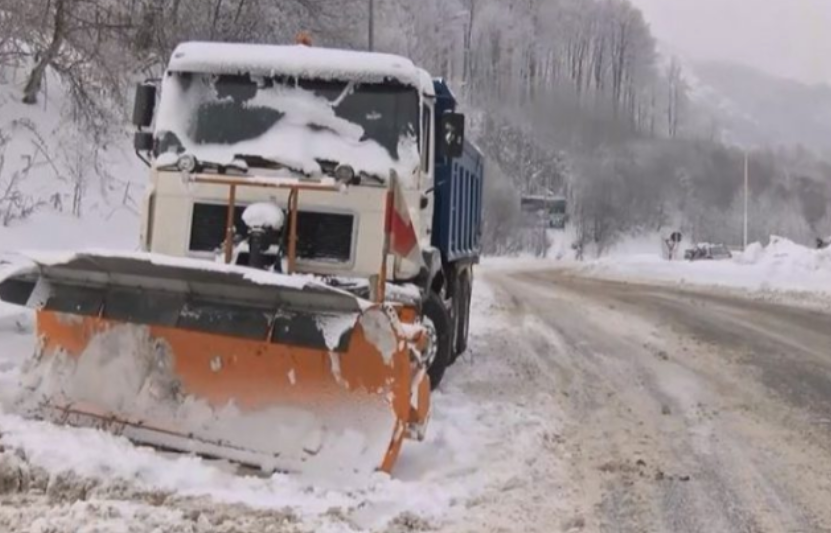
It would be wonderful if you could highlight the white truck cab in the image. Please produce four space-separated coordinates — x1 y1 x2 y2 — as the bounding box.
131 40 473 390
135 41 440 282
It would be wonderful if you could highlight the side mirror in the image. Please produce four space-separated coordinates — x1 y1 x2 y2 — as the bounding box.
134 131 153 152
132 82 157 128
438 112 465 159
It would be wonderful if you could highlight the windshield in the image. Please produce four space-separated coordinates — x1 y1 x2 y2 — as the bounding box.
154 72 421 179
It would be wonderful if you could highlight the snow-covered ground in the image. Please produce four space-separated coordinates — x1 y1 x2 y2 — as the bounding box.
0 64 145 226
577 236 831 299
481 232 831 308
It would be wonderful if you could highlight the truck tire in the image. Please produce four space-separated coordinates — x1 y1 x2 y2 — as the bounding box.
454 275 472 358
422 290 452 390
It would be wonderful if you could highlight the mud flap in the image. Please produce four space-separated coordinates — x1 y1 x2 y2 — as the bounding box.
0 252 430 477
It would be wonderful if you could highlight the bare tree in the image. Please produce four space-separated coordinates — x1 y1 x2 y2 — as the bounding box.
22 0 68 104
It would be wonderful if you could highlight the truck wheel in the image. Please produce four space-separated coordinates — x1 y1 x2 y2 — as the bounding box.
422 290 452 390
454 276 471 357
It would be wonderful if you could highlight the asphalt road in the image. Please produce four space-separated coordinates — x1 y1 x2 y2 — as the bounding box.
481 267 831 533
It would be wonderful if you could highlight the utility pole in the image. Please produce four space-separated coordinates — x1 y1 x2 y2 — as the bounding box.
743 150 749 249
368 0 375 51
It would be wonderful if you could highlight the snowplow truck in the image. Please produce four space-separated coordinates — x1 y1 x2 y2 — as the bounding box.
0 41 483 476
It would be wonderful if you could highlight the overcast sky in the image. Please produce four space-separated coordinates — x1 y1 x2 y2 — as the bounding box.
629 0 831 85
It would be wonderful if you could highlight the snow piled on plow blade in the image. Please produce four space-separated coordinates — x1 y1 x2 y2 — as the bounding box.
7 248 359 296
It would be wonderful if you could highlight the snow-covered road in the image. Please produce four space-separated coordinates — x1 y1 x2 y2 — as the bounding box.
484 267 831 532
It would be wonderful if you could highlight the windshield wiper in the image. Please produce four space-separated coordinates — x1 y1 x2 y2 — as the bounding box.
234 154 312 177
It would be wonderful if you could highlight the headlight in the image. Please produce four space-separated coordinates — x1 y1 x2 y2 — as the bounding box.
177 154 197 173
335 164 356 184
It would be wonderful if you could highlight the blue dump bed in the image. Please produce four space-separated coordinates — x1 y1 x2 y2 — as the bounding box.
432 80 484 263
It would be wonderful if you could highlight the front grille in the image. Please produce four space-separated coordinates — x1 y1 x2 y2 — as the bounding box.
190 203 354 263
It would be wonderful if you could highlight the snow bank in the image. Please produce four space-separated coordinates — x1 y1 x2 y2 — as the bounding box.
580 236 831 298
604 232 674 257
547 227 579 260
0 66 145 230
0 210 139 253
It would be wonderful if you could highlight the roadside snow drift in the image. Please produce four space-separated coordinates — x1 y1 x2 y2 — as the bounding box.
580 236 831 298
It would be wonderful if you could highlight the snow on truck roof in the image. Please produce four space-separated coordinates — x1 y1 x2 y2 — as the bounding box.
168 41 435 96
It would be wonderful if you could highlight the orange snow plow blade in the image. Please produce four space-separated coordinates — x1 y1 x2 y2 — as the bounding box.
0 253 430 477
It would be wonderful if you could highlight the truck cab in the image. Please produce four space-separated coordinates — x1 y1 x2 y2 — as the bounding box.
133 41 482 388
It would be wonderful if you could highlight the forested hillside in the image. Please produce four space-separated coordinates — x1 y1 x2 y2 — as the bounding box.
688 61 831 157
1 0 830 255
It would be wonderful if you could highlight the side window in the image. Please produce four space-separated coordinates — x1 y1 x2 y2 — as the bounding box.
421 104 431 173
